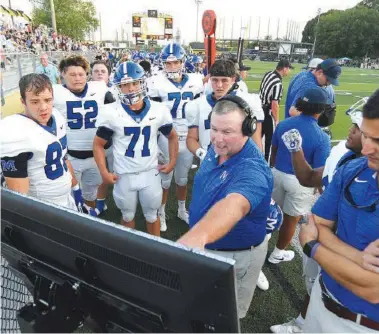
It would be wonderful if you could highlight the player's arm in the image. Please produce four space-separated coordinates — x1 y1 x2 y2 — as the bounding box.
159 124 178 174
310 236 379 303
186 127 201 155
271 101 279 124
178 171 269 249
1 154 30 194
93 127 118 184
292 150 324 187
178 193 250 248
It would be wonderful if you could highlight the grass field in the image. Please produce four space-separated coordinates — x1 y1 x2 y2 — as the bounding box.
2 61 378 333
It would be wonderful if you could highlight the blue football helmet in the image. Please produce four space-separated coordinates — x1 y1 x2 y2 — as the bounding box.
192 55 203 73
266 199 283 234
161 42 186 79
113 61 147 105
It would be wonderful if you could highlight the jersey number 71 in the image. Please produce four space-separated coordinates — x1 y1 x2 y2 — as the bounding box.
124 126 151 158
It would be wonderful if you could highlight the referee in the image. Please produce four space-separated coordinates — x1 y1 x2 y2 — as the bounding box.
259 59 293 161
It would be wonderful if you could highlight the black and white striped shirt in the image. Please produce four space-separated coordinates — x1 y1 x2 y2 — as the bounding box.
259 70 283 107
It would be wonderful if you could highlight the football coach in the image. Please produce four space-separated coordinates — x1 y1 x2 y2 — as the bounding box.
178 95 273 319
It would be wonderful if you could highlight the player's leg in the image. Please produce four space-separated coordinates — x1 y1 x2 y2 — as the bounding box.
158 134 173 229
81 157 103 208
174 144 193 224
139 169 163 237
113 173 137 229
269 173 314 264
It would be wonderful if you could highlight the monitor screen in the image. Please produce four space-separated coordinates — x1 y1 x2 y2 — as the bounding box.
1 189 240 333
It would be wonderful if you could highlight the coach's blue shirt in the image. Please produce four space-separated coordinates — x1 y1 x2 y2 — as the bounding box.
312 157 379 322
272 114 330 175
189 139 273 250
285 71 319 119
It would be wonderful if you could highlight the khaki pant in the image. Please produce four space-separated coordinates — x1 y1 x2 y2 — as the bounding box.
206 237 268 319
304 277 378 333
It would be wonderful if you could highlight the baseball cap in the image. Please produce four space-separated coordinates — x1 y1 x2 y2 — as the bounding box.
239 63 251 71
303 58 323 70
301 87 328 104
277 59 294 69
318 58 342 86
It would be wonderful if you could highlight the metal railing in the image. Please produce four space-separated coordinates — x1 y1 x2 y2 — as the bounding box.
1 51 98 95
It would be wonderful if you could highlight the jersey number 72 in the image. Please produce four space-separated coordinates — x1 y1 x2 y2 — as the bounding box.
168 92 194 118
66 100 98 129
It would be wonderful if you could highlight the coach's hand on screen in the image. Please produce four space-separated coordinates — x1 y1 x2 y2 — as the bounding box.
102 171 119 184
282 129 303 153
158 162 175 174
362 239 379 273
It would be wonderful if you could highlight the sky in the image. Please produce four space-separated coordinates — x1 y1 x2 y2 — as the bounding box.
2 0 362 43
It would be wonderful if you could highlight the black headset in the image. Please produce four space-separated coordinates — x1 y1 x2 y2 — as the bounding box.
209 94 258 137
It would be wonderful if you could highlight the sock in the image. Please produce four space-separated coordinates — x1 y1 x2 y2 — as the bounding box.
178 200 186 212
296 314 305 326
159 204 166 214
273 246 284 255
96 198 106 212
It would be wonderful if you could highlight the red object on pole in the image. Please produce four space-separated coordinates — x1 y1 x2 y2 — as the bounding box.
202 10 217 71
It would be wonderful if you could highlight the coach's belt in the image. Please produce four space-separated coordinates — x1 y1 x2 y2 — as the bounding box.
319 276 379 330
210 241 263 252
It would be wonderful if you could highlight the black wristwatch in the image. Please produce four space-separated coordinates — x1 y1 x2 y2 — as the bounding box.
303 240 319 258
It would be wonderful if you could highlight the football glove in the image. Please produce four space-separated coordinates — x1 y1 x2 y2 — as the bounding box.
281 129 303 153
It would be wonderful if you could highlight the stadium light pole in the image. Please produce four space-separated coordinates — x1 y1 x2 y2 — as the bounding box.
49 0 57 32
195 0 203 41
311 8 321 58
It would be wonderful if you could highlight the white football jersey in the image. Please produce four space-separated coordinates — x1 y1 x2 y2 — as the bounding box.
185 92 265 150
147 73 203 124
53 81 109 151
96 98 173 174
322 140 349 187
0 110 72 203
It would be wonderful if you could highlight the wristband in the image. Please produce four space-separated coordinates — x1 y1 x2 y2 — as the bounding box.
303 240 320 258
72 184 80 191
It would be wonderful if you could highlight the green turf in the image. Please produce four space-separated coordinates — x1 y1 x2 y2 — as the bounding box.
100 62 378 332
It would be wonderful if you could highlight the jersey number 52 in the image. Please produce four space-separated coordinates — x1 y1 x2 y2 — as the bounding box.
66 100 98 129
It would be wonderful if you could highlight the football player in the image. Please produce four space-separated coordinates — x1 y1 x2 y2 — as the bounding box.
93 61 178 236
90 60 118 213
147 42 203 230
53 55 114 212
186 59 264 161
1 74 82 211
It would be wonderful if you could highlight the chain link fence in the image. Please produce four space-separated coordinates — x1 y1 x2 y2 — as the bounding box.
1 50 98 96
1 257 34 333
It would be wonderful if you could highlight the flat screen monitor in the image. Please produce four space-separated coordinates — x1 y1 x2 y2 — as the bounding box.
1 189 240 333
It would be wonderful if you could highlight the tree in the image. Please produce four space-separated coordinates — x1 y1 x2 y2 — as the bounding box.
356 0 379 10
32 0 99 40
315 7 379 58
301 9 341 44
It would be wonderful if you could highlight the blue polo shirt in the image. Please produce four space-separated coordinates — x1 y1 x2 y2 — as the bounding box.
285 71 319 119
189 139 273 250
272 114 330 175
36 64 60 84
312 157 379 322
